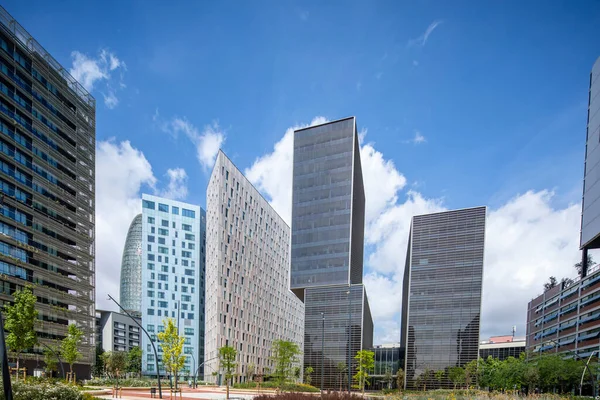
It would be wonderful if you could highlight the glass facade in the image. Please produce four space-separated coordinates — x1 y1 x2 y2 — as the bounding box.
581 57 600 249
290 117 372 390
304 284 372 390
370 345 401 390
401 207 485 389
0 6 96 376
120 214 142 316
479 342 525 361
141 194 204 378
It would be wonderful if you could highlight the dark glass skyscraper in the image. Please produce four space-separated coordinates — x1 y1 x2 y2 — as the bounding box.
291 117 373 390
0 6 96 376
120 214 142 316
580 57 600 276
400 207 485 389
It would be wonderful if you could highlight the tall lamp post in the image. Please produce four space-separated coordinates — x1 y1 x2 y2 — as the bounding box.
321 312 325 398
108 294 162 399
347 287 351 393
0 310 12 400
190 352 195 388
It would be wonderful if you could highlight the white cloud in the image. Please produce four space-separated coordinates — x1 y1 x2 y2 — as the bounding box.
166 118 225 170
161 168 189 200
245 116 328 225
408 20 442 47
95 140 156 311
69 49 126 109
246 116 583 344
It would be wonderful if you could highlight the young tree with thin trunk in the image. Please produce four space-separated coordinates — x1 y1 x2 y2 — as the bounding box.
219 345 237 400
43 344 60 377
4 286 38 381
336 362 347 391
104 351 127 388
396 368 405 391
157 318 186 391
61 323 83 382
304 366 314 386
127 346 143 378
270 339 301 389
353 350 374 396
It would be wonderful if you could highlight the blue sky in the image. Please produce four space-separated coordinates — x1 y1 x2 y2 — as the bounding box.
5 0 600 343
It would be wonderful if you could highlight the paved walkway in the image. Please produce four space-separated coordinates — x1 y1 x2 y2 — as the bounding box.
94 387 269 400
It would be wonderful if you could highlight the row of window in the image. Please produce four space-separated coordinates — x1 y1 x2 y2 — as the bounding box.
143 200 196 218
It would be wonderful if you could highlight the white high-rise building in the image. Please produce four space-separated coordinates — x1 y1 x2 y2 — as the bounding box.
140 194 205 378
205 151 304 384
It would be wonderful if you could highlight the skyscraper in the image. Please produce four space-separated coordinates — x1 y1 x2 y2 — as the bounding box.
400 207 486 389
0 7 96 376
140 195 205 378
580 56 600 276
205 150 304 384
120 214 142 316
290 117 373 390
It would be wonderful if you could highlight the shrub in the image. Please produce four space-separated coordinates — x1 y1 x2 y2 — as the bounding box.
0 381 84 400
255 392 364 400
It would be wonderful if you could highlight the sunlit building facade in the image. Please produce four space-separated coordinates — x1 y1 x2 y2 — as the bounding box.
120 214 142 316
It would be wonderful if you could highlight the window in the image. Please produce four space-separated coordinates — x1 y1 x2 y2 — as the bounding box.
147 217 155 224
188 243 195 250
185 234 195 241
182 295 191 302
158 247 168 254
187 278 195 285
158 274 168 281
143 200 155 210
158 301 168 308
182 209 195 218
151 227 155 234
185 269 194 276
147 291 154 297
148 254 155 261
182 260 189 267
161 219 169 227
158 292 165 299
158 203 169 212
147 244 152 251
147 309 154 315
187 313 194 320
182 251 191 258
158 237 165 245
161 265 168 272
158 228 169 236
172 206 179 215
147 235 155 243
147 325 155 332
148 282 155 288
147 263 154 270
182 224 192 232
184 328 194 335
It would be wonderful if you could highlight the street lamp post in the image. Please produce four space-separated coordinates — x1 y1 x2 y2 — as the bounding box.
0 310 12 400
321 312 325 398
190 352 195 389
108 294 162 399
347 288 351 394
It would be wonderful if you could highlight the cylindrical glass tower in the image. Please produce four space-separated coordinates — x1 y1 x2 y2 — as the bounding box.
120 214 143 316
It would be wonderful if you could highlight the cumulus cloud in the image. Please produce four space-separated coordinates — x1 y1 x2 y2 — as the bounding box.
69 49 126 109
161 168 189 200
245 116 328 225
403 131 426 145
245 117 583 344
164 118 225 170
95 140 156 310
408 20 442 48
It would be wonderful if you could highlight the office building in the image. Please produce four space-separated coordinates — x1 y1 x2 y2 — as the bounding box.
120 214 142 316
581 57 600 276
96 310 141 353
205 150 304 384
479 336 526 361
526 265 600 358
290 117 373 390
401 207 486 389
0 7 96 377
140 195 205 378
370 344 401 390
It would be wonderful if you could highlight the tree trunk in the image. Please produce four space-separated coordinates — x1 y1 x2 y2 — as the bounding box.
226 378 230 400
15 354 19 382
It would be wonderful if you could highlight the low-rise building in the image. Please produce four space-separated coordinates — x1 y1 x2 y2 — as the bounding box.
479 336 526 360
96 310 141 353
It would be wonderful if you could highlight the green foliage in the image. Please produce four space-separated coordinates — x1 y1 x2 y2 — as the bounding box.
4 286 38 376
233 381 319 392
396 368 405 390
93 345 105 377
126 346 143 376
157 318 186 389
219 344 237 399
271 339 301 388
353 349 374 394
336 362 347 390
61 323 84 374
84 377 159 387
448 367 465 389
43 343 60 374
304 366 314 385
103 351 128 380
0 381 82 400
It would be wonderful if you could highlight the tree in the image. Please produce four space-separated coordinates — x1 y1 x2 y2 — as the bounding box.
434 370 445 389
127 346 142 377
94 345 105 377
336 362 347 391
448 367 465 389
383 367 394 390
4 286 38 380
104 351 128 388
270 339 301 388
304 366 314 386
157 318 186 390
464 359 478 388
543 276 558 292
396 368 405 391
43 344 60 376
575 254 594 276
61 323 83 381
246 363 255 382
353 350 375 396
219 345 237 400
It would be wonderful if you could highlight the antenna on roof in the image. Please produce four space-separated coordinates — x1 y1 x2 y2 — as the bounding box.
512 325 516 337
